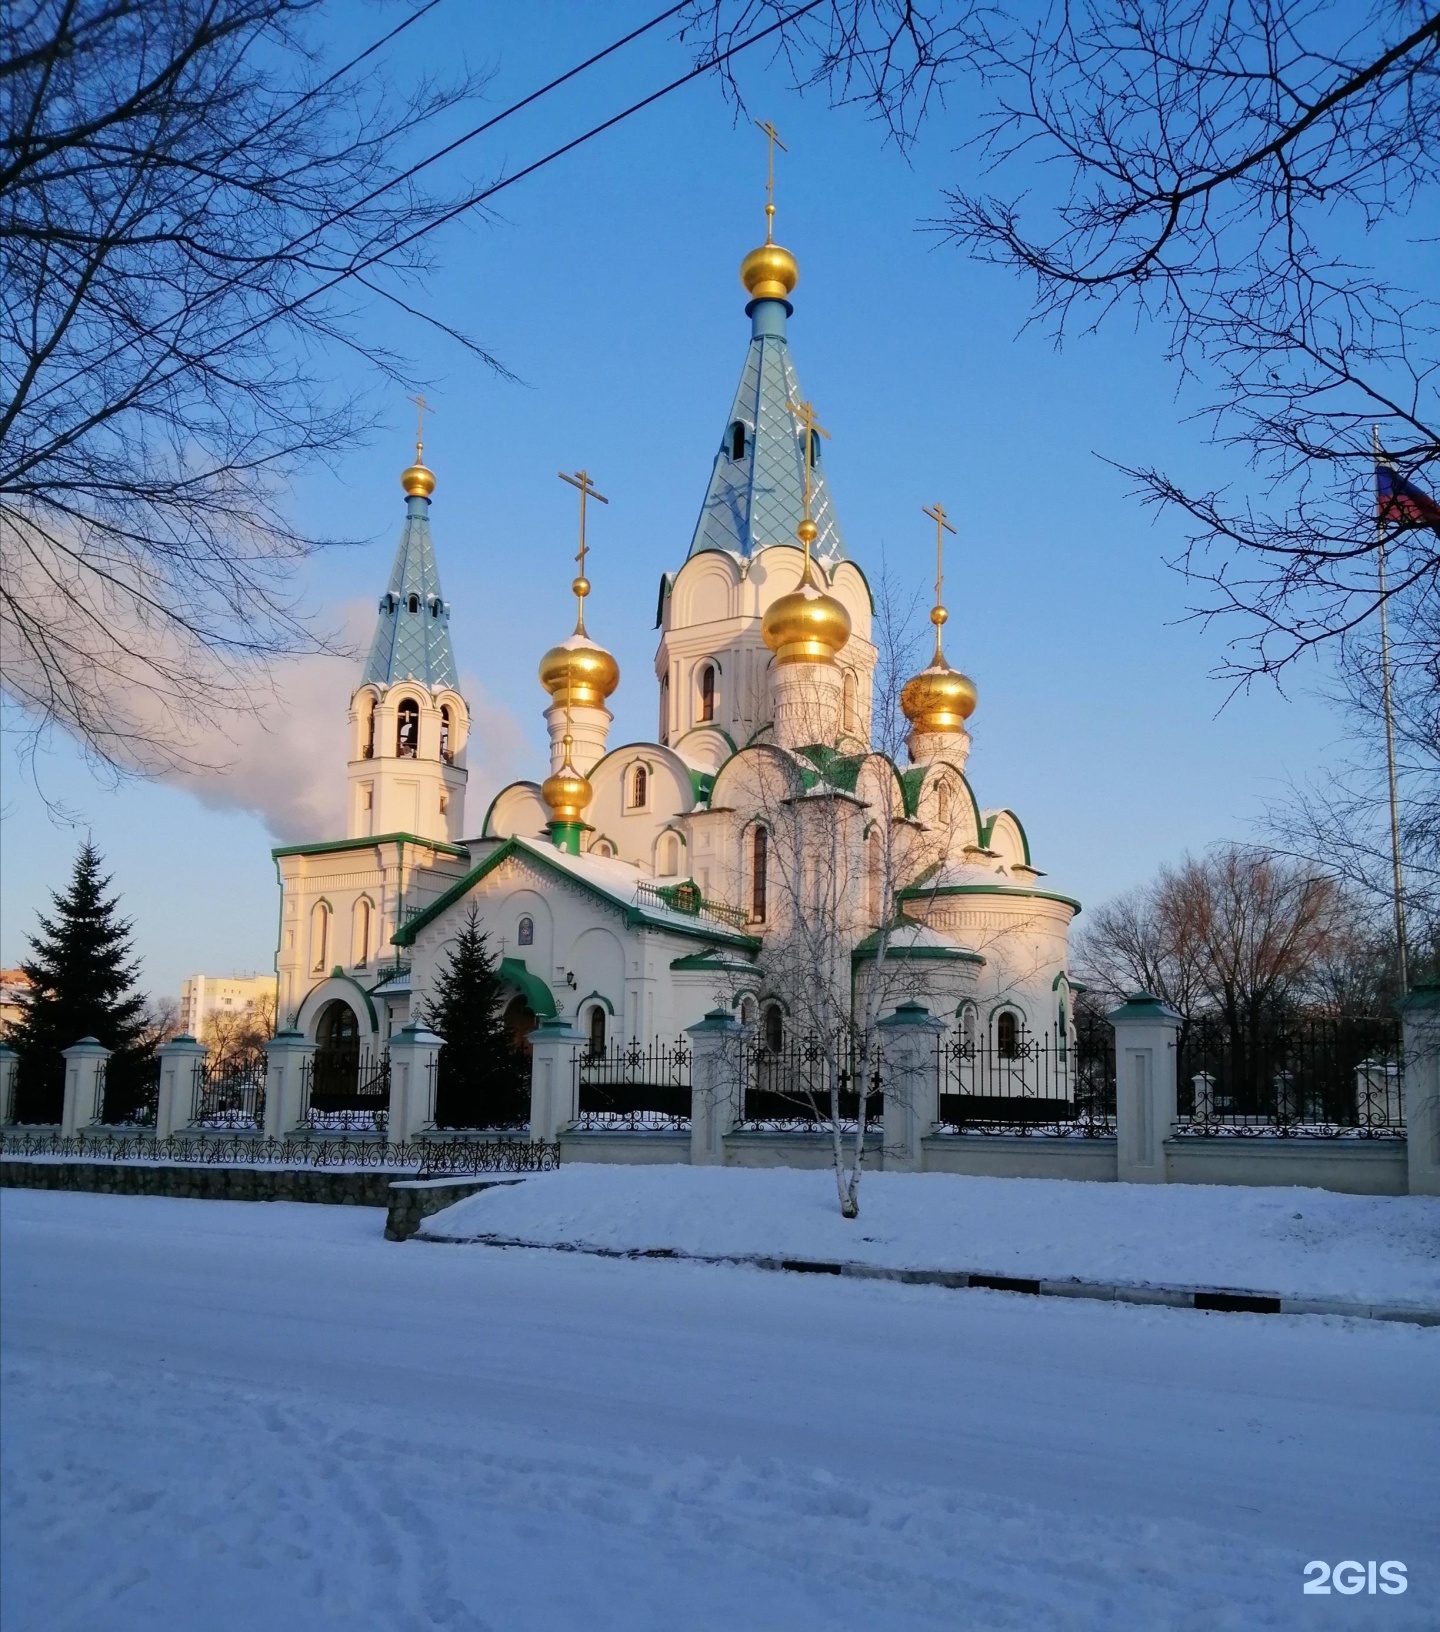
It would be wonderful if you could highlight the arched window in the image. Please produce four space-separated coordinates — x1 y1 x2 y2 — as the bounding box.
316 999 357 1053
517 915 534 947
842 669 858 734
659 674 670 745
740 996 757 1028
592 839 614 858
808 430 820 467
997 1010 1019 1059
587 1005 607 1060
309 902 330 974
439 705 452 764
729 421 747 461
352 898 372 968
699 664 716 723
867 830 883 924
750 826 768 924
397 698 419 758
937 783 951 824
629 764 648 809
431 597 441 618
407 593 420 614
361 698 375 759
959 1003 979 1049
658 833 680 876
763 1003 784 1053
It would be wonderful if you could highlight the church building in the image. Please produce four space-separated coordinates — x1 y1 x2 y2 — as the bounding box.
271 174 1080 1084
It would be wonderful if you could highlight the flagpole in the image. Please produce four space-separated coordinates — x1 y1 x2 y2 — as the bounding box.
1373 425 1409 997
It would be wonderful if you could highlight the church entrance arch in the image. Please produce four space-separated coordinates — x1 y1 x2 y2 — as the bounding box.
504 995 537 1058
309 998 364 1114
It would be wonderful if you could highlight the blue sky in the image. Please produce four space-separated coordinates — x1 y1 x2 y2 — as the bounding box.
1 2 1352 1000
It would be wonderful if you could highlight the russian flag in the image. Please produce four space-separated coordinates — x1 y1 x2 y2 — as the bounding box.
1376 461 1440 533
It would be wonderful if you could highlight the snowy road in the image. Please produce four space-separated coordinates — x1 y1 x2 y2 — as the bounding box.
3 1189 1436 1630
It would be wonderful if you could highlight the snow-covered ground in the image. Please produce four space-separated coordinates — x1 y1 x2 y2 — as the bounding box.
3 1187 1437 1631
424 1164 1440 1306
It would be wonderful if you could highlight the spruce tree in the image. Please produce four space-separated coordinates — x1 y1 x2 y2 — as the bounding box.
424 905 526 1127
12 842 148 1082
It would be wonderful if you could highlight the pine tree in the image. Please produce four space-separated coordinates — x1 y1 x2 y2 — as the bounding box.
424 905 527 1128
11 842 149 1083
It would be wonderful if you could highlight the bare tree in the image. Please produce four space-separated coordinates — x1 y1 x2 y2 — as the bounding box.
1 1 502 774
201 990 277 1068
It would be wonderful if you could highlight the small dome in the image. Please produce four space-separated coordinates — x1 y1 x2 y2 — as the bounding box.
740 241 798 302
541 761 592 824
901 662 977 732
401 460 435 498
762 573 851 667
538 633 619 707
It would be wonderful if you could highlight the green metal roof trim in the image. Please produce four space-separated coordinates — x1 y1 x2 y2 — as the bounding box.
392 836 760 951
898 880 1082 915
898 766 928 818
481 782 543 838
977 807 1033 866
499 956 557 1018
794 745 866 794
271 831 469 861
669 947 759 971
850 929 985 965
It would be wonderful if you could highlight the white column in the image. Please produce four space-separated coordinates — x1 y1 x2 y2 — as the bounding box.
262 1030 315 1139
0 1042 17 1125
1108 993 1181 1184
1401 981 1440 1197
688 1009 744 1165
528 1018 582 1143
770 662 843 750
155 1034 207 1140
878 1000 946 1172
61 1037 111 1135
388 1024 442 1145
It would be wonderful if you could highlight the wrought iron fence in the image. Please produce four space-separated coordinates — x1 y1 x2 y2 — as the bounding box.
301 1048 390 1132
634 880 748 930
0 1128 560 1173
8 1057 64 1126
1175 1013 1405 1137
431 1045 529 1132
935 1020 1115 1137
740 1036 884 1130
99 1052 160 1126
574 1037 692 1130
191 1056 266 1128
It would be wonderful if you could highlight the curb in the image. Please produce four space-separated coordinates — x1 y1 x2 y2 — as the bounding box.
412 1229 1440 1328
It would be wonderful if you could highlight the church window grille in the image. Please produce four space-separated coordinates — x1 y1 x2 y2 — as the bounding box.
997 1010 1020 1059
729 421 746 461
310 902 330 974
587 1005 607 1060
440 705 452 764
750 826 768 924
517 916 534 947
397 698 419 758
629 764 648 809
763 1003 783 1053
699 664 716 723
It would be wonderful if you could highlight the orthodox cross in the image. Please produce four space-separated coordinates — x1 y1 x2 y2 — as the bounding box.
755 118 787 241
407 392 432 460
558 468 608 632
923 501 957 662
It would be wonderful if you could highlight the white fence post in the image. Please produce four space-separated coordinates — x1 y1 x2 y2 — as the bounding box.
879 1000 945 1172
61 1037 111 1135
262 1030 315 1139
529 1018 582 1143
1400 980 1440 1197
1108 993 1181 1184
388 1024 442 1146
689 1009 744 1165
0 1042 17 1125
155 1035 207 1139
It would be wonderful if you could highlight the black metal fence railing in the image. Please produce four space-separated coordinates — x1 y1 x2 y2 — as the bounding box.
191 1057 266 1128
936 1021 1116 1137
99 1052 160 1127
0 1128 561 1173
1175 1013 1405 1137
574 1038 692 1130
431 1046 529 1132
740 1036 884 1130
301 1048 390 1132
8 1057 64 1126
634 880 748 930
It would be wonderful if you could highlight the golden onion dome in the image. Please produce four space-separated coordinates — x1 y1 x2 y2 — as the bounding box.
901 662 978 732
740 240 799 302
541 747 593 824
762 554 852 667
401 458 435 498
538 632 619 708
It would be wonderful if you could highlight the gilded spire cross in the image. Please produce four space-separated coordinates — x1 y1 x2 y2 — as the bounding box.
923 501 957 665
786 396 829 579
558 468 608 635
755 118 787 243
407 392 432 462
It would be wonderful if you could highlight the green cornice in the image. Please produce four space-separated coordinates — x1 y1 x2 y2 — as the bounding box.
898 881 1082 915
850 928 986 967
272 831 469 861
670 948 759 972
977 808 1033 866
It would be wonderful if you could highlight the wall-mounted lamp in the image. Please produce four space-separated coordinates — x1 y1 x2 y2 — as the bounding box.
565 971 576 989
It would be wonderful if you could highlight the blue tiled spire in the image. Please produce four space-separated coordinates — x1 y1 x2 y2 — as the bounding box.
361 490 458 689
687 295 845 563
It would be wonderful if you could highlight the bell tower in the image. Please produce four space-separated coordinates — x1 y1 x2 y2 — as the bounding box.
346 421 469 843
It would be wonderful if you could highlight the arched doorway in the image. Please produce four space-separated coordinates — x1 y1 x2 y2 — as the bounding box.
309 999 363 1115
504 996 537 1058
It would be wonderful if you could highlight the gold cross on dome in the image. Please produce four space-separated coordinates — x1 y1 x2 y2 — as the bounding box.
786 396 829 541
407 392 432 460
755 118 787 242
558 468 608 633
